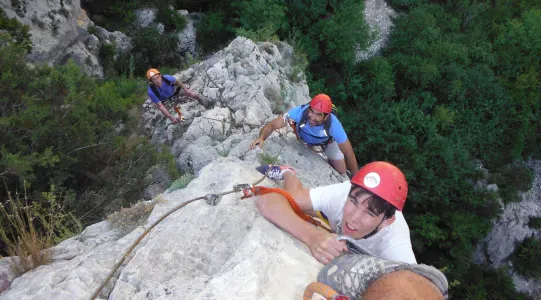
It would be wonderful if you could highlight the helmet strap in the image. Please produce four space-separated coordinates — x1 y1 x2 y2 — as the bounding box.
362 216 387 239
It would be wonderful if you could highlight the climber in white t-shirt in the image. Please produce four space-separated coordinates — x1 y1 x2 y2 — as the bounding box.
255 161 417 264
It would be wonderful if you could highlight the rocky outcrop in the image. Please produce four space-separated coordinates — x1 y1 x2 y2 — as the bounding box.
473 160 541 297
142 37 310 157
175 10 197 57
134 8 198 57
356 0 398 61
0 0 131 78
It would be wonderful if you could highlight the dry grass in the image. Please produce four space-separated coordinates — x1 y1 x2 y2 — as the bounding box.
0 185 81 276
106 195 167 234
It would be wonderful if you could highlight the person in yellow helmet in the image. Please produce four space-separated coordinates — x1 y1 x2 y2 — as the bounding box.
146 68 208 124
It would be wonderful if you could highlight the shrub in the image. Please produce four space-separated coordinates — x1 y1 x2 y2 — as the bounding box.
157 8 187 32
166 173 195 193
196 11 234 53
233 0 288 36
511 237 541 278
235 24 279 43
257 152 278 165
451 265 528 300
528 217 541 229
99 43 116 76
106 195 166 234
87 25 98 35
0 7 32 51
489 164 534 203
131 27 179 70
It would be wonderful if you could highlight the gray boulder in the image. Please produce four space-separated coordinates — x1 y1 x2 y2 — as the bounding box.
176 136 220 174
142 165 173 200
134 8 158 28
171 107 232 156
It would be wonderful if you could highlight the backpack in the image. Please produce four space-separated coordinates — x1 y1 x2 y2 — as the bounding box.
293 103 337 146
149 76 174 99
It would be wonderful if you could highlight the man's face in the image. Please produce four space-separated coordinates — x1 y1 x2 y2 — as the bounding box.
149 74 162 86
341 186 393 239
307 107 328 126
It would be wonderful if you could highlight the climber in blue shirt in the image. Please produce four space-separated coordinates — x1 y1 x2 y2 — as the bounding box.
250 94 358 175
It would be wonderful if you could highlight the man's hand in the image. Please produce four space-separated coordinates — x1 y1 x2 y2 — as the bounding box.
186 90 198 98
170 117 182 124
308 232 348 264
250 137 265 150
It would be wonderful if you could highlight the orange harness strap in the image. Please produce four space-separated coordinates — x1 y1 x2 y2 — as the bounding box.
288 120 301 141
249 186 331 232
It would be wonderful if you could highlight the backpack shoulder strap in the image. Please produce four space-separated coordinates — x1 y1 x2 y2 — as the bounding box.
298 103 310 130
149 84 160 99
299 103 333 138
323 114 332 137
162 76 173 85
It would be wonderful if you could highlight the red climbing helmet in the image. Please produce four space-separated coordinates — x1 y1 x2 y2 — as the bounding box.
310 94 333 114
350 161 408 211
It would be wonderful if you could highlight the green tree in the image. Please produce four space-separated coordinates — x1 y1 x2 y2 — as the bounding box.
511 237 541 278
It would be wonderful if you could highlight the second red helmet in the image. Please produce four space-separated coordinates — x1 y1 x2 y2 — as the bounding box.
310 94 333 114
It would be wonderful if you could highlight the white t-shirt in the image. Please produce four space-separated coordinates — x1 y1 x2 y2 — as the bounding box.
310 181 417 264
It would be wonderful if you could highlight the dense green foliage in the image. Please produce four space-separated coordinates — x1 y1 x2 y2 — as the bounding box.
194 0 371 62
528 217 541 229
511 237 541 278
312 3 541 294
452 265 528 299
489 164 534 203
0 30 178 244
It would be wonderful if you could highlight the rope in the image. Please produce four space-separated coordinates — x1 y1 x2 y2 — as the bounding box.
89 146 284 300
248 186 332 232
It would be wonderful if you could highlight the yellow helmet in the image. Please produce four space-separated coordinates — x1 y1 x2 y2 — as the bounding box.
146 68 160 80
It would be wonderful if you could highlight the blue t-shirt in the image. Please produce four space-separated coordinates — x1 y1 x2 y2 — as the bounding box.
147 75 177 103
285 105 348 145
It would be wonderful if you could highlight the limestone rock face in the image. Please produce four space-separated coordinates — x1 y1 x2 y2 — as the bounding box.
143 37 310 169
0 1 132 78
175 10 197 57
1 0 82 62
134 8 158 29
473 160 541 297
0 157 333 300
